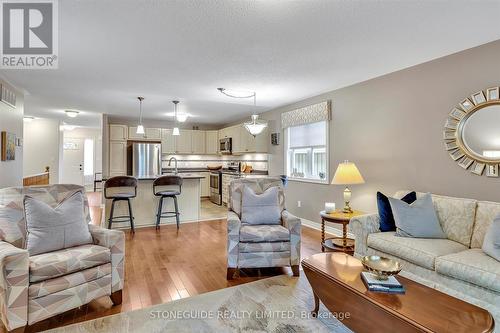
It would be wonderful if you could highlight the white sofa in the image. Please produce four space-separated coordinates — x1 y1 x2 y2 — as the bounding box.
349 190 500 309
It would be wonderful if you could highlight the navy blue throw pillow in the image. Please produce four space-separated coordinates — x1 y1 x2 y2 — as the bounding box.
377 191 417 232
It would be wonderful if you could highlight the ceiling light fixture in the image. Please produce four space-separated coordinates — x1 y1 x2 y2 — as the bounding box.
217 88 255 99
136 97 145 135
60 123 76 131
177 113 188 122
65 110 79 118
218 88 267 137
24 116 35 122
172 100 180 136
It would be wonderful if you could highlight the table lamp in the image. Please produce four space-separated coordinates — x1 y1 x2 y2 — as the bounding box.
331 160 365 213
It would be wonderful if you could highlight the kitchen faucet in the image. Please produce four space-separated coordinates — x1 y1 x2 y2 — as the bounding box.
168 157 178 174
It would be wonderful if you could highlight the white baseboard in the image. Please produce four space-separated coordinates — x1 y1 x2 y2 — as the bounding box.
300 217 356 239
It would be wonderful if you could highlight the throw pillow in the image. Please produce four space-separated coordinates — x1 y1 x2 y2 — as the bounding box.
482 214 500 261
241 185 281 225
24 191 93 256
388 193 446 238
377 191 417 231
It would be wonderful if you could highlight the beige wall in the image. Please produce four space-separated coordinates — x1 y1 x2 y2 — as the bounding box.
0 80 23 188
259 40 500 223
23 118 61 183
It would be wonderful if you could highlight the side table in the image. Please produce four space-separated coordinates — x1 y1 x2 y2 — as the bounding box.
320 210 364 255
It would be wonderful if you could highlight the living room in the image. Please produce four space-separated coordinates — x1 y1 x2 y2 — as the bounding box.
0 1 499 332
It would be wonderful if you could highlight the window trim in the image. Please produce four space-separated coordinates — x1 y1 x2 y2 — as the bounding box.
284 120 330 185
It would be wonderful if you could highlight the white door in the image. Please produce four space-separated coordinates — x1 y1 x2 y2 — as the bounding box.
61 138 85 185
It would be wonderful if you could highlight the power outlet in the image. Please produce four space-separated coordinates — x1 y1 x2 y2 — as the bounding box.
297 201 301 208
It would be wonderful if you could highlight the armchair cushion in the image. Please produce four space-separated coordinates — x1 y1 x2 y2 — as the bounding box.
240 225 289 243
24 191 93 256
29 244 110 283
241 186 281 225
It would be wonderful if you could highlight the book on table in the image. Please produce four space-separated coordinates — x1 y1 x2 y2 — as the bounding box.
361 272 405 294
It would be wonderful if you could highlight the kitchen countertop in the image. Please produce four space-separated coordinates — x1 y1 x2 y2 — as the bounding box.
162 168 269 176
103 174 205 181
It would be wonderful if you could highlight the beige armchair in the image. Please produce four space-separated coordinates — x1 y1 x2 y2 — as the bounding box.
0 185 124 332
226 178 301 279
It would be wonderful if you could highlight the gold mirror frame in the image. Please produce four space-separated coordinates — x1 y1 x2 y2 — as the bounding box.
443 87 500 177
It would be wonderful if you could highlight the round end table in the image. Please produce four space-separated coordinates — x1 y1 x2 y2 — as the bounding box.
320 210 364 255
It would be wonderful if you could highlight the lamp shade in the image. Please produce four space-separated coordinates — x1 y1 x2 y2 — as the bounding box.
331 161 365 185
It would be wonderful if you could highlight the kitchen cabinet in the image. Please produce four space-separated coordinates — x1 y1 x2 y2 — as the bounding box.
161 129 176 154
225 125 243 154
109 125 128 141
200 172 210 197
145 128 162 140
192 130 206 154
128 127 161 140
176 130 192 154
218 127 229 140
254 127 268 153
109 141 127 176
205 130 218 155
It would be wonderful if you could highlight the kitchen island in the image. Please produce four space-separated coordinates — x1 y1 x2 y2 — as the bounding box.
103 173 205 229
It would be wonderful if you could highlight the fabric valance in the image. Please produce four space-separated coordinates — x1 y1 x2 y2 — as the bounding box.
281 100 331 128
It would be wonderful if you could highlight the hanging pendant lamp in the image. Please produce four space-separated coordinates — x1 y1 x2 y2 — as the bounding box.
136 97 145 135
172 100 180 136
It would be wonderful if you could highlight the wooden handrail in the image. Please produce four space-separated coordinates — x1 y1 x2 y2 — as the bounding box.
23 167 50 186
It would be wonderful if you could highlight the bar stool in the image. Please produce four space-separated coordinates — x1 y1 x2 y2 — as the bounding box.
104 176 138 233
153 175 183 230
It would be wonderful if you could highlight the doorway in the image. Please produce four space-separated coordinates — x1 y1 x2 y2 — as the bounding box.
61 138 85 185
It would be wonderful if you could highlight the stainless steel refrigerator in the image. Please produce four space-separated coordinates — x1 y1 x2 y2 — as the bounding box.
131 142 162 177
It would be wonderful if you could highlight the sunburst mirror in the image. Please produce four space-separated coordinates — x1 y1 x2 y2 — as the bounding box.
444 87 500 177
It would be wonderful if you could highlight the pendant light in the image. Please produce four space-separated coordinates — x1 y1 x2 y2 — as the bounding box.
172 100 180 136
136 97 145 135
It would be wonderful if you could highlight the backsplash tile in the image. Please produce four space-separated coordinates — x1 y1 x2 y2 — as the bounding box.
161 154 268 171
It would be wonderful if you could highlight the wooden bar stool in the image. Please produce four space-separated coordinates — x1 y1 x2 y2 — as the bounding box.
153 175 183 229
104 176 138 233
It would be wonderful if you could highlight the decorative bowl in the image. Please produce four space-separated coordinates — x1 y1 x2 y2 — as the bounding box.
361 255 402 280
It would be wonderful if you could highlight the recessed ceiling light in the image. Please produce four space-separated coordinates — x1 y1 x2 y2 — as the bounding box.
24 116 35 122
65 110 80 118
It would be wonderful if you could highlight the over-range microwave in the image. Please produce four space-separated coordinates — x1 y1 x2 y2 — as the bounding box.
219 137 232 154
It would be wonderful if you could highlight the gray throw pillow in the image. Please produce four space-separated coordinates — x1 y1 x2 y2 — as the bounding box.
482 214 500 262
241 185 281 225
388 193 446 238
24 191 93 256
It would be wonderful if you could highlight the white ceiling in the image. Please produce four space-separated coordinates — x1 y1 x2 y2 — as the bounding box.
3 0 500 127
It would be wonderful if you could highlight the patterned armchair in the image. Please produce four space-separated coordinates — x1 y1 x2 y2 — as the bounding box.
226 178 301 279
0 185 124 332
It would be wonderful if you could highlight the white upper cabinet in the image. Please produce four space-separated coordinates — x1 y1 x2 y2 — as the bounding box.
161 129 176 154
226 125 243 153
254 127 268 153
192 130 206 154
145 128 161 140
176 129 193 154
205 130 218 155
109 124 128 141
128 127 162 140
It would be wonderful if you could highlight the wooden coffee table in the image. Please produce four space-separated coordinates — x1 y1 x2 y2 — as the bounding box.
302 253 494 333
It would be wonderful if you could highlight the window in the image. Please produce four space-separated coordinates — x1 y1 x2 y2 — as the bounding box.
285 121 329 183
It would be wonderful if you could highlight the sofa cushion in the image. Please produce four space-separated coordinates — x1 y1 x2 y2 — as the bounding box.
29 244 110 283
389 193 446 239
367 232 467 270
29 263 111 299
482 215 500 261
239 241 290 253
394 191 477 247
240 225 290 243
431 194 477 247
24 191 93 256
435 249 500 292
241 186 281 225
471 201 500 248
377 191 416 232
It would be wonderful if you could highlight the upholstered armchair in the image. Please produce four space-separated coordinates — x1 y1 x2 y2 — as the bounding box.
0 185 124 332
226 178 301 279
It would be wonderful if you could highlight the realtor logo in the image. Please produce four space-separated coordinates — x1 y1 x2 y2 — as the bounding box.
1 0 58 69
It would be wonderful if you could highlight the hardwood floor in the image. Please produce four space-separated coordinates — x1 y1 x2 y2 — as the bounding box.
14 217 326 332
